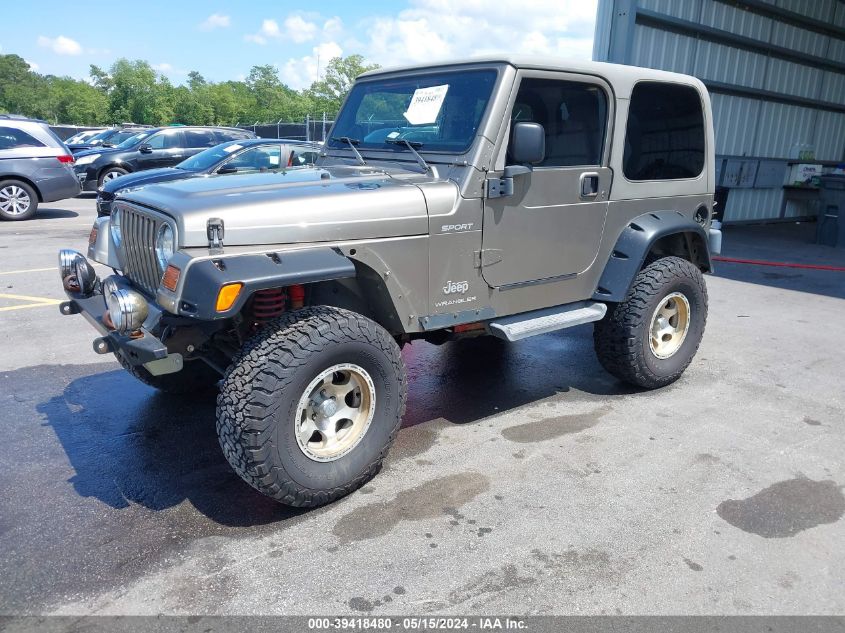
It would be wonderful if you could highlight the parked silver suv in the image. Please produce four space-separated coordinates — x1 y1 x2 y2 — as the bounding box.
0 115 80 220
59 57 722 507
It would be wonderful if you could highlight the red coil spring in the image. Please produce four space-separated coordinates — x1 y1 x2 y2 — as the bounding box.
251 288 286 325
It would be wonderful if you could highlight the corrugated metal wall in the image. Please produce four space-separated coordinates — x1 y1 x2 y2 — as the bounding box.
595 0 845 223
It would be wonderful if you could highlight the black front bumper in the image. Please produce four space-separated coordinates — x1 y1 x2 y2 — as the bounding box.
60 287 168 367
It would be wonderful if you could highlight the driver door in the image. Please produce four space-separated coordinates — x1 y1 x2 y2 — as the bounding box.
481 72 612 288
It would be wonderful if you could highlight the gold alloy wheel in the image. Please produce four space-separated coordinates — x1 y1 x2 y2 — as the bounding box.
294 363 376 462
648 291 691 359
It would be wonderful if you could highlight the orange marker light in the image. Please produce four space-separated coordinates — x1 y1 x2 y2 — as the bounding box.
161 265 181 291
88 226 98 246
216 282 243 312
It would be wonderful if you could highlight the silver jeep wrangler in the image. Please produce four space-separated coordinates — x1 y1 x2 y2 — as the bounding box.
59 56 722 507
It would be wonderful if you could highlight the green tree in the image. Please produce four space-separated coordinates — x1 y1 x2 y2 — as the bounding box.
306 55 380 115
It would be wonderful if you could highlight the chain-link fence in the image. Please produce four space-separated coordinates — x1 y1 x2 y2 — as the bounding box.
235 114 336 142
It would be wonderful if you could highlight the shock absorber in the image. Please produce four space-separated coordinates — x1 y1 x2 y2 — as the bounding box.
251 288 286 326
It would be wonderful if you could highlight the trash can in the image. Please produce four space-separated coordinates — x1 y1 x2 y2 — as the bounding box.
816 174 845 248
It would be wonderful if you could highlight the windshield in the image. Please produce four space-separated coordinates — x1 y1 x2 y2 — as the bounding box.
177 142 244 171
112 130 153 149
327 69 497 154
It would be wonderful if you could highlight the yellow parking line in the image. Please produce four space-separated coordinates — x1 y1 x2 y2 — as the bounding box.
0 267 55 275
0 292 63 304
0 301 61 312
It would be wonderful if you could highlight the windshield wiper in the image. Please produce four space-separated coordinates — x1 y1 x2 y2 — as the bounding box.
385 138 430 173
330 136 366 166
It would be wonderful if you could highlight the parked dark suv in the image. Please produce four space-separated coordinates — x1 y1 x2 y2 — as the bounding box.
73 126 256 191
0 115 80 220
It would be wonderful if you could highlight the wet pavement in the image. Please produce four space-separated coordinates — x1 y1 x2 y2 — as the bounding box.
1 201 843 615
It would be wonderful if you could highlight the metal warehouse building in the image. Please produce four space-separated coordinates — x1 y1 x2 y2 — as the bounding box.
593 0 845 224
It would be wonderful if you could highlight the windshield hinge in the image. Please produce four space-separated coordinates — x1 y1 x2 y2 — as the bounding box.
474 248 503 268
207 218 225 251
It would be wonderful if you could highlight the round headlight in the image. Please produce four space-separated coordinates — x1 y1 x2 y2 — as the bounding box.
106 288 148 334
110 207 122 247
155 223 174 272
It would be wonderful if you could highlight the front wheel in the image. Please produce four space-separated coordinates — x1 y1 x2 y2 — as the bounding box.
216 307 407 507
98 167 128 187
593 256 708 389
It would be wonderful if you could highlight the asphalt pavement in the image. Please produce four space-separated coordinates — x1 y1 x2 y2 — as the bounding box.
0 198 843 616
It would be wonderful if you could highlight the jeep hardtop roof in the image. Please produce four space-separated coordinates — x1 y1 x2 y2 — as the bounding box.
358 55 706 98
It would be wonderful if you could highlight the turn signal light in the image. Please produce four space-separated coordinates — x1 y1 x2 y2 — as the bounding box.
161 264 181 291
88 226 98 246
216 282 243 312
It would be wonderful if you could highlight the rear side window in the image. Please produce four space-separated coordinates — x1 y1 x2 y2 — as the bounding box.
184 129 217 148
0 126 46 150
216 129 251 142
623 82 705 181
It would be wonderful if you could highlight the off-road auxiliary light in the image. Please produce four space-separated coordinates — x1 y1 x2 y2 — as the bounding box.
105 286 149 335
59 249 98 296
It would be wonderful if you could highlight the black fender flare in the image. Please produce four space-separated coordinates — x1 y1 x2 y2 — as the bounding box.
593 210 712 303
176 247 356 320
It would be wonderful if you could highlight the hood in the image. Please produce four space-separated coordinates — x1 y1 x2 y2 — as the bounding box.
74 146 125 160
118 164 452 247
101 167 195 195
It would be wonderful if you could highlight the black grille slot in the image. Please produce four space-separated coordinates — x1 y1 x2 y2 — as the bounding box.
117 204 166 295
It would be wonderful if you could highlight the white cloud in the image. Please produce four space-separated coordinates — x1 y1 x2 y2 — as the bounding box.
273 1 596 92
280 41 344 90
245 18 281 45
36 34 82 56
357 0 597 67
245 14 320 45
284 15 318 43
26 59 39 72
199 13 230 31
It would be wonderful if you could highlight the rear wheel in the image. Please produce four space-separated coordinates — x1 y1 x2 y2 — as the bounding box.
98 167 128 187
0 180 38 221
216 306 407 507
593 256 708 389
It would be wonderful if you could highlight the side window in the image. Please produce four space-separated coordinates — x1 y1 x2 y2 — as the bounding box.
217 129 251 142
286 146 319 166
0 126 45 150
509 78 607 167
624 82 705 181
146 131 180 150
221 145 282 173
184 129 217 148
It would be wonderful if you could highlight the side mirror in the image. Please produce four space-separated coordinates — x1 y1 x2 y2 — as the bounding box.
217 165 238 175
138 143 153 154
510 122 545 165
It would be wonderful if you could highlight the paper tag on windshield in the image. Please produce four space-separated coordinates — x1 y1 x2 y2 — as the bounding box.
403 84 449 125
223 144 242 153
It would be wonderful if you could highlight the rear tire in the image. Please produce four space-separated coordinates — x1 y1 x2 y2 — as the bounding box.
593 256 708 389
216 306 407 507
0 180 38 221
116 353 220 395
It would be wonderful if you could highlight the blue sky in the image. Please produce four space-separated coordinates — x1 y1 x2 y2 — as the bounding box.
0 1 598 90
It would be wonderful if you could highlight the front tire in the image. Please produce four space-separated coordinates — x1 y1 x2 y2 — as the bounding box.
98 167 128 187
216 307 407 507
593 256 708 389
0 180 38 221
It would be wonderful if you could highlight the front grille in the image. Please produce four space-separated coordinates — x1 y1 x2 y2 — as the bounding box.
117 203 166 296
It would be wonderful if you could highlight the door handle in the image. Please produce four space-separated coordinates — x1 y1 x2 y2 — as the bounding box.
579 172 600 199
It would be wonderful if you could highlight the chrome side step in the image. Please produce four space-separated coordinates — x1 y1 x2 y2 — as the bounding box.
488 301 607 342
